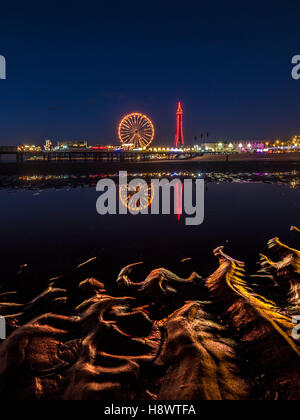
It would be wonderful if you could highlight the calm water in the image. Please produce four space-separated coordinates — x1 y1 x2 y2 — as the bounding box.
0 168 300 281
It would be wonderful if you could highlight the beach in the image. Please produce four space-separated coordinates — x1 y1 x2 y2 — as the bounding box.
0 152 300 176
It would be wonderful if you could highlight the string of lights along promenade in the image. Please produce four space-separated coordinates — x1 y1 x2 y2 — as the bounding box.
174 101 185 148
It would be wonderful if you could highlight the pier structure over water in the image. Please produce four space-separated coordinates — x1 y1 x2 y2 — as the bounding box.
0 146 203 163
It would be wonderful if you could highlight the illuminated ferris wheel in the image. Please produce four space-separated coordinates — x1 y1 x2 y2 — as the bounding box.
118 113 154 149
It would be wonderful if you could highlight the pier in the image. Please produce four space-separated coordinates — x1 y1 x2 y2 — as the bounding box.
0 147 204 163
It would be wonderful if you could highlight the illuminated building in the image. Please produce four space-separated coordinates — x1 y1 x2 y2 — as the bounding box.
292 136 300 147
202 141 267 153
18 144 42 152
174 102 184 148
90 145 120 150
44 139 52 151
56 140 88 150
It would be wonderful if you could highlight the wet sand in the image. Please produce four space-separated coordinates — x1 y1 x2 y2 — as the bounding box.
0 231 300 400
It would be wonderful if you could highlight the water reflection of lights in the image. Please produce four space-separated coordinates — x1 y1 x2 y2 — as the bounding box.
4 170 299 196
119 183 155 212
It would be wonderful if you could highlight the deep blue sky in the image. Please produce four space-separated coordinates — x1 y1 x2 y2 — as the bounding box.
0 1 299 146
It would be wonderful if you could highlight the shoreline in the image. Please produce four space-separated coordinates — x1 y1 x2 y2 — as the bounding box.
0 152 300 176
190 151 300 162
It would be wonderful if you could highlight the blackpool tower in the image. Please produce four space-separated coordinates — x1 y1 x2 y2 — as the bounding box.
174 101 184 148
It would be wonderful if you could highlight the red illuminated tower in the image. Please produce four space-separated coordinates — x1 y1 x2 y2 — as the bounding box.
174 101 184 148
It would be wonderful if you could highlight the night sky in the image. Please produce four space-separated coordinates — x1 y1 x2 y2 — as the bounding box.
0 1 299 146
